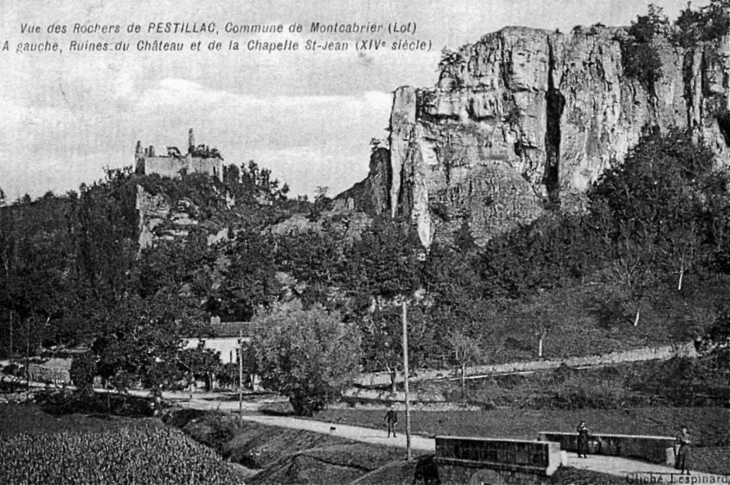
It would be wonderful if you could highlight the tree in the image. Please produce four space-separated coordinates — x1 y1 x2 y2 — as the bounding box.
478 214 602 302
660 218 700 291
178 347 221 391
673 0 730 46
437 48 466 90
588 128 717 302
91 294 203 399
218 230 279 321
525 307 557 359
703 0 730 39
703 305 730 387
72 168 138 305
343 216 420 299
252 301 362 416
620 5 668 95
223 163 241 186
612 222 658 327
308 186 331 220
421 242 481 305
446 330 482 390
137 236 216 305
0 195 77 357
247 160 260 185
274 226 345 293
279 183 290 198
672 2 707 47
360 307 403 393
69 351 97 395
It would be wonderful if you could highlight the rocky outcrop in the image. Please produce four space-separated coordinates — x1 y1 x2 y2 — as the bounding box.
346 26 730 247
333 147 391 215
136 185 172 249
136 185 226 249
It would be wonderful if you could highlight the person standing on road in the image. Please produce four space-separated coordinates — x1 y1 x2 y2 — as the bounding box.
675 426 692 475
384 405 398 438
577 420 590 458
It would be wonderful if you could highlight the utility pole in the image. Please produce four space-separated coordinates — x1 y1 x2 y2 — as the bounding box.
8 310 13 365
402 301 412 461
238 329 243 422
25 318 30 388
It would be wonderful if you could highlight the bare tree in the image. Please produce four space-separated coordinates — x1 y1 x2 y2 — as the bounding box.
660 219 699 291
533 320 552 359
612 223 657 326
446 330 482 390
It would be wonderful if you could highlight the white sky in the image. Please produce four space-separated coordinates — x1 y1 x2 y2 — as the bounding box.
0 0 709 200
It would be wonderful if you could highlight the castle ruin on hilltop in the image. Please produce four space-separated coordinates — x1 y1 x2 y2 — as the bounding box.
135 128 225 182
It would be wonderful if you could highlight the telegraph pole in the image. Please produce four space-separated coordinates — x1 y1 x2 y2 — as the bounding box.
238 329 243 422
402 301 412 461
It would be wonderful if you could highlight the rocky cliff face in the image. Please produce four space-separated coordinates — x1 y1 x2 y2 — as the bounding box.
136 185 200 248
333 146 391 215
344 26 730 247
136 184 236 249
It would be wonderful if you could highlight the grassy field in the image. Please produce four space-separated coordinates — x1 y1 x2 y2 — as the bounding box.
167 408 408 485
170 408 635 485
0 402 152 436
0 404 248 485
475 272 730 364
314 406 730 475
408 357 730 410
318 407 730 443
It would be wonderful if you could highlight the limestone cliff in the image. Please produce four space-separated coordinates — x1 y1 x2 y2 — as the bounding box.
333 146 391 215
346 26 730 247
136 185 201 248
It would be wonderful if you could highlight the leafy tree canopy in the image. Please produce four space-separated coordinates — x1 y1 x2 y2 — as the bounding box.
252 301 362 416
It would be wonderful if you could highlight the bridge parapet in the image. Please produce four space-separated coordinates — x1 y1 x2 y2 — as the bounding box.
435 436 562 477
537 432 675 465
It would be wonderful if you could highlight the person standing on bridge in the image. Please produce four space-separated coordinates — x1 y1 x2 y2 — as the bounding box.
384 405 398 438
675 426 692 475
577 420 590 458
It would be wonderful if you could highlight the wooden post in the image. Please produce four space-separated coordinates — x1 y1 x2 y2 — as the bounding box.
402 301 412 461
238 330 243 422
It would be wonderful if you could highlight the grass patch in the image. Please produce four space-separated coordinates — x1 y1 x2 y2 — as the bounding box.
166 408 404 479
0 402 155 437
693 447 730 476
30 389 157 417
482 273 727 364
315 406 730 475
413 357 730 410
320 405 730 444
548 467 626 484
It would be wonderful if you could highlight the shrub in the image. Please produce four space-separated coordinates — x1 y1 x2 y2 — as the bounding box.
672 0 730 47
551 375 631 409
252 301 362 416
619 5 668 96
503 105 523 126
33 390 155 417
69 352 96 394
437 48 466 90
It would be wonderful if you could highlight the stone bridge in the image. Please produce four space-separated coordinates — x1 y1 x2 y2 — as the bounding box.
434 436 561 484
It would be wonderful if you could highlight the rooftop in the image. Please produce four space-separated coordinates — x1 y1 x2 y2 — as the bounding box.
205 321 255 338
